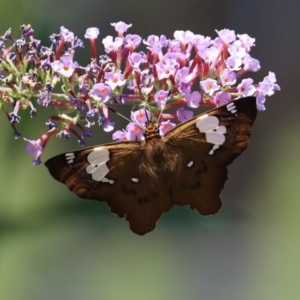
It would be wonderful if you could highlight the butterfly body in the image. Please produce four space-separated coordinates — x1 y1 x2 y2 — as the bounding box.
45 97 257 235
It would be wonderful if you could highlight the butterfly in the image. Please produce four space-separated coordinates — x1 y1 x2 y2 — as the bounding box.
45 96 257 235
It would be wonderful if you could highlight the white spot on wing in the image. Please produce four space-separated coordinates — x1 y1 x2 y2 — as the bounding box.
102 177 114 184
131 177 139 183
226 102 237 114
187 161 194 167
209 144 219 155
196 115 227 155
86 147 110 181
65 152 75 164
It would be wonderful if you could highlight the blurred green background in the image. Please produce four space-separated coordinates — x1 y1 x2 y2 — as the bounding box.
1 0 299 299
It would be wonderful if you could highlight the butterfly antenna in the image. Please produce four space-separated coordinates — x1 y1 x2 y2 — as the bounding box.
105 106 132 123
144 108 150 124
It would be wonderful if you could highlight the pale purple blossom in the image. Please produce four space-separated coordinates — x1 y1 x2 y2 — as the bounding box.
159 120 176 136
60 26 75 42
237 78 256 97
167 39 181 53
51 54 79 78
104 69 126 90
175 67 190 85
186 91 201 108
228 40 247 58
177 107 193 122
131 109 151 125
128 52 145 71
256 92 267 111
124 34 142 49
258 72 280 96
213 91 231 107
143 35 167 53
90 83 112 102
84 27 100 39
216 29 236 44
24 138 43 165
174 30 194 44
200 78 220 96
220 68 236 86
155 59 179 80
193 34 211 49
140 72 154 95
102 36 123 53
198 46 219 63
101 118 115 132
154 90 169 108
111 21 132 35
126 122 144 140
243 54 261 72
237 33 255 51
113 130 127 141
226 56 242 71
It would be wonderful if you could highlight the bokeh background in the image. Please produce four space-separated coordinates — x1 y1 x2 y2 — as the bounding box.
1 0 299 299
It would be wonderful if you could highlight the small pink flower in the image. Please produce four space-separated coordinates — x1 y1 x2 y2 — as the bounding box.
198 46 219 63
226 56 242 71
102 36 123 53
90 83 112 102
84 27 100 39
154 90 169 108
51 54 78 78
186 91 201 108
111 21 132 35
159 120 176 136
200 78 220 96
113 130 127 141
237 33 255 51
128 52 145 71
256 92 266 111
124 34 142 49
155 58 179 80
213 91 231 107
126 122 144 140
60 26 75 42
228 40 247 58
177 107 193 122
174 30 194 44
24 138 43 165
102 118 115 132
220 68 236 86
104 69 126 90
193 34 211 49
131 109 151 125
216 29 236 44
258 72 280 96
237 78 256 96
243 54 261 72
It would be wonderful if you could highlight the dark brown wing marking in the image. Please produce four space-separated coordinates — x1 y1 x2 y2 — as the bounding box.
164 97 257 214
45 141 173 235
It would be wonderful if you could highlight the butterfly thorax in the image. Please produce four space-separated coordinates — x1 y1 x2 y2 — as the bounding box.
140 122 182 181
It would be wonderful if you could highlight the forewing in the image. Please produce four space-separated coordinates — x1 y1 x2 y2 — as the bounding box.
45 141 173 235
164 97 257 214
165 96 257 165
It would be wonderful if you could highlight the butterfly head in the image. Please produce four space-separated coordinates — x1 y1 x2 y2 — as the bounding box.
144 122 160 140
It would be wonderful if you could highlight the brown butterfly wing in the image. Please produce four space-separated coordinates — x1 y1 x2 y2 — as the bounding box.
164 96 257 214
45 141 173 235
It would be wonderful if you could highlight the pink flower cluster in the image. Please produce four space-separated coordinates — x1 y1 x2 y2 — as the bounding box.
0 22 279 164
